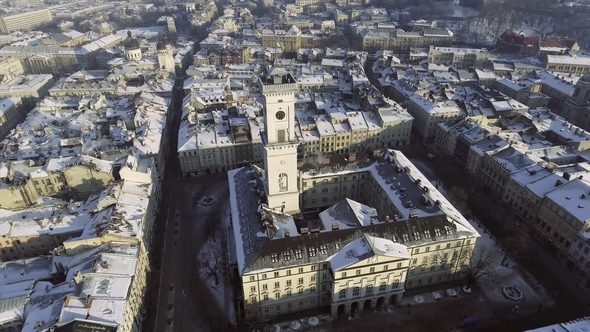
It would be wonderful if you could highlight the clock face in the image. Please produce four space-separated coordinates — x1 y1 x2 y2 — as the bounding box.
275 111 286 120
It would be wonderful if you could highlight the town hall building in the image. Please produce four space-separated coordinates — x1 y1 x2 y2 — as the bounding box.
227 69 480 322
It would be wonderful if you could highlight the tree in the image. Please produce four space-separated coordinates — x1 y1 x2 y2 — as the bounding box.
206 217 222 244
197 250 223 286
463 246 502 288
501 234 528 264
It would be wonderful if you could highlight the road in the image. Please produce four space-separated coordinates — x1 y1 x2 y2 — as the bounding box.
144 78 235 332
400 144 590 331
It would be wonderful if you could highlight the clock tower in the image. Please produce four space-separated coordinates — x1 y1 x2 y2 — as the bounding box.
260 69 300 214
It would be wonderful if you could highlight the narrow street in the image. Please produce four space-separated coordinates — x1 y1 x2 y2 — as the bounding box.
400 144 590 331
145 78 235 332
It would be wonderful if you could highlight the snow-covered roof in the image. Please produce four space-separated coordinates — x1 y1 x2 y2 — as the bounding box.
327 234 410 271
229 150 479 276
525 317 590 332
545 179 590 223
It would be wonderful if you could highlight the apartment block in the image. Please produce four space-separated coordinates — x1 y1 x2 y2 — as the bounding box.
428 46 490 69
545 55 590 75
0 9 53 34
405 94 464 143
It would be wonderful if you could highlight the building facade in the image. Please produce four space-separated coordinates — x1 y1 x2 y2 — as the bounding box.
0 9 53 34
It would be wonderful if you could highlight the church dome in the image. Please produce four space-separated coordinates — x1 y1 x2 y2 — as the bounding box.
124 31 140 50
156 36 170 50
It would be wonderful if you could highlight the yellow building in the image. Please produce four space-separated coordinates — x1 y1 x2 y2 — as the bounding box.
229 150 479 321
261 26 329 53
0 57 25 80
428 46 490 69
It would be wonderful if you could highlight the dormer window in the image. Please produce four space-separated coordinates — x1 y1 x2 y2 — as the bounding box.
434 228 442 237
319 244 328 255
283 251 291 261
423 230 431 239
308 247 317 257
402 234 410 243
271 253 279 263
294 249 303 259
445 226 452 235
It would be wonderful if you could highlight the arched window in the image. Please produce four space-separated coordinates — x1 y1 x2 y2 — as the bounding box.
339 289 346 299
322 188 328 193
379 282 386 292
392 279 400 289
279 173 288 192
366 284 373 295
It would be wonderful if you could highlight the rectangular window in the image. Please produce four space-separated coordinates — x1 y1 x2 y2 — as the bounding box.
356 269 361 275
294 249 303 259
274 282 280 288
250 286 256 292
277 130 286 143
286 290 292 296
249 276 255 282
286 280 291 286
274 272 279 278
310 286 316 293
283 252 291 261
308 247 317 257
298 278 304 284
263 294 269 301
286 270 291 276
263 284 268 291
298 268 304 274
370 267 375 273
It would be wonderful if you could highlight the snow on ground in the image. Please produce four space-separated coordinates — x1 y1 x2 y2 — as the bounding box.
409 158 549 306
195 195 237 328
468 219 547 305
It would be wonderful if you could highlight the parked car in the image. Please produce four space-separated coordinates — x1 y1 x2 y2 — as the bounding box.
459 316 478 328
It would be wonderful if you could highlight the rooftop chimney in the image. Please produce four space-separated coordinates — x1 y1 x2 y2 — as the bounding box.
85 295 93 309
284 230 290 237
332 223 339 231
300 227 309 235
310 227 320 234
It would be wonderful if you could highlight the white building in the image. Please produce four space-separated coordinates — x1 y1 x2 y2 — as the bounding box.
405 94 464 143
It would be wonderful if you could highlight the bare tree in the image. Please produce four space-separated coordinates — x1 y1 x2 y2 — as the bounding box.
462 246 502 289
501 234 528 264
197 250 223 286
206 217 222 244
